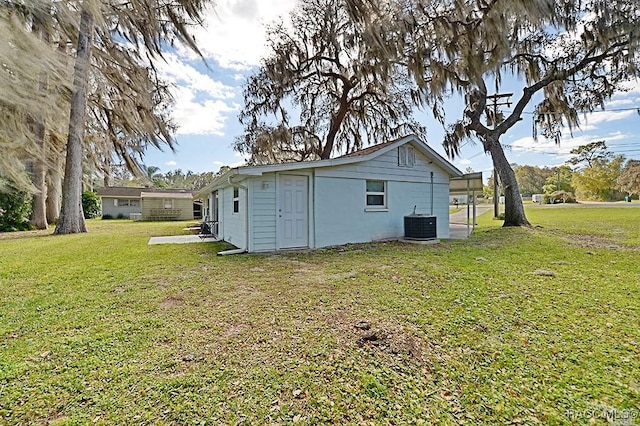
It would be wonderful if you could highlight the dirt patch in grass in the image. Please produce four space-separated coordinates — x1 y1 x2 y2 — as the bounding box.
329 308 428 364
160 296 184 309
557 232 638 250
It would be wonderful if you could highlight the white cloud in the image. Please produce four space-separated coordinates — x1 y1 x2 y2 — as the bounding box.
154 53 239 135
577 109 635 131
619 79 640 94
229 160 248 168
183 0 299 70
165 160 177 167
172 86 238 135
158 54 236 99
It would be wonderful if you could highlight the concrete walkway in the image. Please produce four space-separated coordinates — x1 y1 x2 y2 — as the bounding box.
448 205 492 239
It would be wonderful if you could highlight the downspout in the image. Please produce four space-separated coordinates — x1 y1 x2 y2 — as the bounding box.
218 175 249 256
466 178 471 237
430 171 434 216
311 170 316 249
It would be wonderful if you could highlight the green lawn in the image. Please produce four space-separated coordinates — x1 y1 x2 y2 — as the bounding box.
0 210 638 425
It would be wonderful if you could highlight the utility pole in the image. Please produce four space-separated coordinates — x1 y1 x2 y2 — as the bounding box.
487 92 512 218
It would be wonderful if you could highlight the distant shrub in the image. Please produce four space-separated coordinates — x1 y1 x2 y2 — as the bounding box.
544 191 577 204
0 188 33 232
102 214 113 220
82 191 101 219
116 213 125 219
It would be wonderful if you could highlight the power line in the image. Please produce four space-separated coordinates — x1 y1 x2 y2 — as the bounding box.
520 106 640 115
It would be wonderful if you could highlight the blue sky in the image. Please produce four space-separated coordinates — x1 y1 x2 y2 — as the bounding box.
143 0 640 182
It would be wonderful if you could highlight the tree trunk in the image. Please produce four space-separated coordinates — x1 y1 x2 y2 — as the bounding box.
46 154 62 224
486 137 530 227
320 87 352 159
30 24 49 230
54 7 94 235
31 119 48 230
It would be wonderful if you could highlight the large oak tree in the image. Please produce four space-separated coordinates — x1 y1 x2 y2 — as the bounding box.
347 0 640 226
236 0 424 164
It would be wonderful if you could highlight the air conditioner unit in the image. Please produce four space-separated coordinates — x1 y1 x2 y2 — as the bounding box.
404 214 437 240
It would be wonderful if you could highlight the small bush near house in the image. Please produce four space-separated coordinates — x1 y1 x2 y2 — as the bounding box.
0 188 33 232
82 191 101 219
101 214 113 220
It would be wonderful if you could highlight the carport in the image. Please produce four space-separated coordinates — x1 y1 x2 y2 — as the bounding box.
449 172 485 238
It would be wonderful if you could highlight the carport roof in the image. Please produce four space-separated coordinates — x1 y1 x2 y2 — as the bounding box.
450 172 484 194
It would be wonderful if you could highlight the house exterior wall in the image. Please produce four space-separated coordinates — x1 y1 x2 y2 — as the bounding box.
312 147 450 247
141 197 193 220
313 177 450 248
248 174 277 252
214 142 454 252
100 197 141 219
219 185 247 249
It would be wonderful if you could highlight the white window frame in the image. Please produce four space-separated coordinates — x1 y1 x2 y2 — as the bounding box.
365 180 387 211
398 145 415 167
163 199 173 209
115 198 139 207
232 187 240 214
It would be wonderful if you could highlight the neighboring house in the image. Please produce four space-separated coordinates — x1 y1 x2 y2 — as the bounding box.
97 187 196 221
197 135 464 253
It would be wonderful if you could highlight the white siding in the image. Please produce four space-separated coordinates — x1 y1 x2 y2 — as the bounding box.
313 146 451 247
315 146 448 183
100 197 141 219
220 185 246 249
249 175 277 252
314 178 449 248
216 142 454 252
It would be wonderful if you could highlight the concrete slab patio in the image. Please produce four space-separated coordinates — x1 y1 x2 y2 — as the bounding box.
148 235 218 245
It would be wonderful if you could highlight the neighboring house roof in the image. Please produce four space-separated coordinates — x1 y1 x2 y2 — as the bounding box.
197 134 463 197
140 191 194 199
97 187 196 198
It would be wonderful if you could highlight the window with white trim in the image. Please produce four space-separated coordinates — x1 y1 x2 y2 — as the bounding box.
163 199 174 209
233 187 239 213
398 145 415 167
115 198 139 207
366 180 386 208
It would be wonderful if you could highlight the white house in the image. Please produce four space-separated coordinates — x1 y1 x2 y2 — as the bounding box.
197 135 463 253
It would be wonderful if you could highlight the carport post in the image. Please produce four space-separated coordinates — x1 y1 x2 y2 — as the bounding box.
466 179 471 237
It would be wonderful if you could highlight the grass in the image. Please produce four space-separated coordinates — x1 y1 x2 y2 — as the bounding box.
0 209 638 425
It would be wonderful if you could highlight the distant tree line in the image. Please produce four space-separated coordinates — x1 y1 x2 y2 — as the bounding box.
0 165 226 232
484 141 640 203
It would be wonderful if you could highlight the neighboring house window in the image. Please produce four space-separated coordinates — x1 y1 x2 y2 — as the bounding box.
233 187 239 213
398 145 415 167
163 199 173 209
115 199 139 207
366 180 386 208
